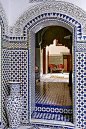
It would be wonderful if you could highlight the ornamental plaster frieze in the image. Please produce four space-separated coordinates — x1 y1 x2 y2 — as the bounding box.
0 2 8 36
9 1 86 37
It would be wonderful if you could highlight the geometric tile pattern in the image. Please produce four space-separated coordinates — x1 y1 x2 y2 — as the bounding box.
24 13 81 41
2 49 10 128
0 19 7 39
75 52 86 129
32 103 73 122
32 112 72 122
8 41 28 49
35 104 72 115
35 104 72 114
9 37 27 41
9 50 28 125
77 43 86 51
35 82 73 123
35 82 72 106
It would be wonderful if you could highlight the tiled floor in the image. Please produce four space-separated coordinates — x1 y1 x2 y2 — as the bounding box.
32 73 73 123
35 82 72 106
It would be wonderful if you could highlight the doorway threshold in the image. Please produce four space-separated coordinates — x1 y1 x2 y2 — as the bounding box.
31 118 74 127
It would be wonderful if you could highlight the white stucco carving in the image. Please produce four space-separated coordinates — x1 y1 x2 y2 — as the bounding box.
0 2 8 35
8 1 86 37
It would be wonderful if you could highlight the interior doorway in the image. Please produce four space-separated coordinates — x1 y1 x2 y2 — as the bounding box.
33 25 73 124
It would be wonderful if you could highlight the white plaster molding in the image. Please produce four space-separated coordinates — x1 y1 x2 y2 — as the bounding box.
9 1 86 37
0 2 8 36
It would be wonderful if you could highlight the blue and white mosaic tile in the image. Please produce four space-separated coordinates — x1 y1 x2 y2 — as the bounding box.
5 82 23 129
8 41 28 49
1 6 86 129
9 50 28 125
24 13 81 41
77 43 86 51
75 52 86 128
2 49 10 128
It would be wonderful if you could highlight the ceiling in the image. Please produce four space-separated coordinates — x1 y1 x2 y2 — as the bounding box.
35 26 72 49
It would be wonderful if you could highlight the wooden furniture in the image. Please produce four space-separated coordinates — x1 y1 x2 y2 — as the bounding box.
50 67 64 74
63 55 72 72
49 64 64 74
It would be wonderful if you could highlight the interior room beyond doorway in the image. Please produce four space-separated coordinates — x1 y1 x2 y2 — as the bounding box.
34 25 73 124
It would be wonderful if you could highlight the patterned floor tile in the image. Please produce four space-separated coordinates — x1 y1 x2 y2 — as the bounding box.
33 80 73 123
35 82 72 106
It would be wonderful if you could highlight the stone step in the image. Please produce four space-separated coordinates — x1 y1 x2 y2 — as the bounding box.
8 126 33 129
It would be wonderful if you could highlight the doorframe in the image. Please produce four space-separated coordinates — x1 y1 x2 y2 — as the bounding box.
28 17 76 126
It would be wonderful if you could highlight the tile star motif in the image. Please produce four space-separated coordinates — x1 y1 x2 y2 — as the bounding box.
75 52 86 128
9 50 28 124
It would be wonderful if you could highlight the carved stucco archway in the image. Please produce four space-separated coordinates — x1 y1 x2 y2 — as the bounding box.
9 1 86 38
0 2 8 35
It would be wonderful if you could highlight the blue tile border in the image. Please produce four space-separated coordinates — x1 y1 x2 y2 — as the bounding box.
35 103 72 115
